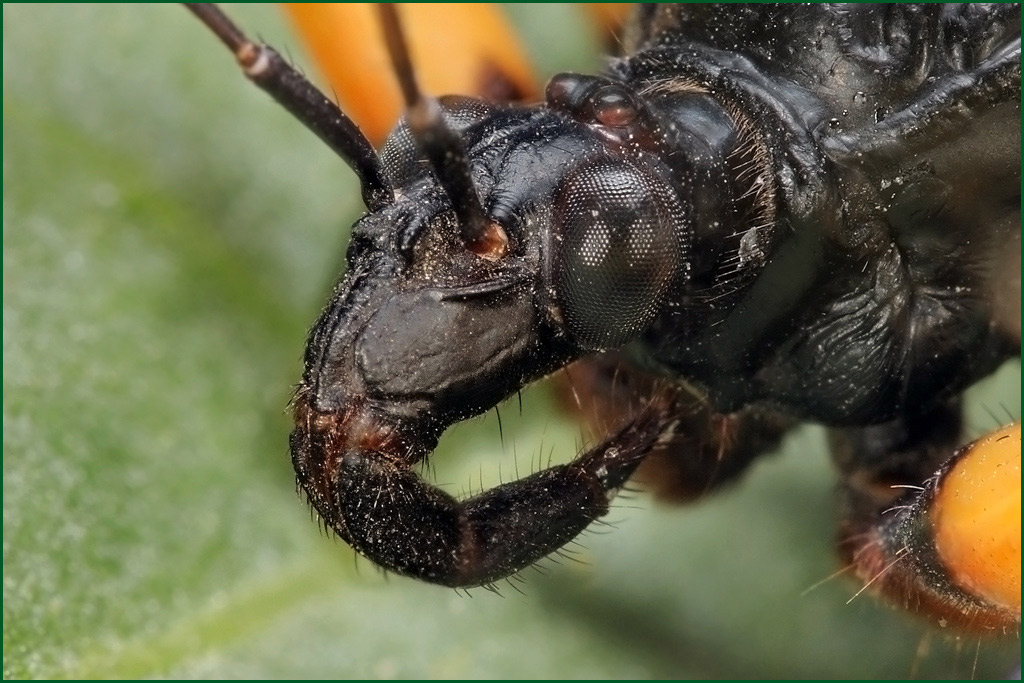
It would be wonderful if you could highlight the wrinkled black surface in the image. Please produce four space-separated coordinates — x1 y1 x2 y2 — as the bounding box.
292 3 1020 587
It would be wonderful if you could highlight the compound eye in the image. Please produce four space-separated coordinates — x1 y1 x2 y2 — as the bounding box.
592 85 637 127
554 163 684 349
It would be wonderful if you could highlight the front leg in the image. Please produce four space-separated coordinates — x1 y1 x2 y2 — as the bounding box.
292 393 680 588
559 352 794 501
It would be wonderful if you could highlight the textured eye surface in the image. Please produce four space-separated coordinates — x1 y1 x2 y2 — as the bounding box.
554 163 686 349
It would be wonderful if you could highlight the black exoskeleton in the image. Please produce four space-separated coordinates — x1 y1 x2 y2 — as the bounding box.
189 4 1020 625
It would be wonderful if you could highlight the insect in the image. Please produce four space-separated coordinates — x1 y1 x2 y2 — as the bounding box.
188 2 1020 635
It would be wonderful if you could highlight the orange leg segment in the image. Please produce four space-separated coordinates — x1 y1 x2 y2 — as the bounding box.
933 422 1021 613
834 411 1021 631
582 3 632 51
583 3 632 32
282 3 538 146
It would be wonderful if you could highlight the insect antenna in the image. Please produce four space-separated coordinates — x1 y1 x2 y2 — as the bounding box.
377 4 502 255
184 3 393 210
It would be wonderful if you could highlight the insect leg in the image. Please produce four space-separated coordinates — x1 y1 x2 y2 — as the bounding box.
559 353 794 501
830 402 1021 630
293 394 678 588
282 4 537 145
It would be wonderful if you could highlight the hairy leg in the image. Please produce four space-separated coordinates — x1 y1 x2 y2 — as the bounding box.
830 401 1020 629
558 352 794 502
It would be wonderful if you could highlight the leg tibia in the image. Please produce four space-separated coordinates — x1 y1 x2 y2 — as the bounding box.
559 353 793 501
334 398 675 587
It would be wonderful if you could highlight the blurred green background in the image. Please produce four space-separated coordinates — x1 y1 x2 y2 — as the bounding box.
3 4 1019 679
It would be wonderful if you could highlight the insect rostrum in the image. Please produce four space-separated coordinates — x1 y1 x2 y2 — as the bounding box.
192 3 1021 628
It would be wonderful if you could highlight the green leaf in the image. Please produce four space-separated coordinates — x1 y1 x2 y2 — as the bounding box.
3 4 1019 679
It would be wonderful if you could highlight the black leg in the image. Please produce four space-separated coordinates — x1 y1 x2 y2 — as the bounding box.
292 393 680 587
558 352 793 501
